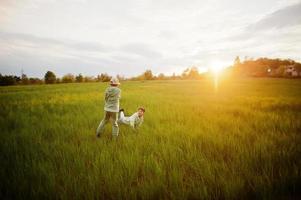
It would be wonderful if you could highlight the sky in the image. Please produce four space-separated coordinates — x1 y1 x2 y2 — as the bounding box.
0 0 301 78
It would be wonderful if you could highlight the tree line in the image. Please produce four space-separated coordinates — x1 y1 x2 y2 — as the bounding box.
1 57 300 86
0 72 120 86
228 56 301 77
0 67 205 86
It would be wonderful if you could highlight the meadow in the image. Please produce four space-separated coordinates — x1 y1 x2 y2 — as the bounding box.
0 78 300 199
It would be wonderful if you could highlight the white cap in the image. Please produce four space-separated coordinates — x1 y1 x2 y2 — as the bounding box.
110 77 120 85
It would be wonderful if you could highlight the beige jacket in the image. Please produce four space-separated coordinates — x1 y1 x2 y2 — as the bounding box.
104 86 121 112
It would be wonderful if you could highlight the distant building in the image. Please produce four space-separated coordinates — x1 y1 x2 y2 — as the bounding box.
285 65 301 77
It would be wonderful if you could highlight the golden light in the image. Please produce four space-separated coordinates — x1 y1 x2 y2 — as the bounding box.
210 61 226 75
209 60 227 93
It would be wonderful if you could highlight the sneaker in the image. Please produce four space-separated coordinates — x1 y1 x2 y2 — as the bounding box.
119 108 124 112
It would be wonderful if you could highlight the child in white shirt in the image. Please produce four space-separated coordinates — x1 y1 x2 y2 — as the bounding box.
118 107 145 130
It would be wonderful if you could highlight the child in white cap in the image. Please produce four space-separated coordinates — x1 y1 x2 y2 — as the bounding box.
96 77 121 138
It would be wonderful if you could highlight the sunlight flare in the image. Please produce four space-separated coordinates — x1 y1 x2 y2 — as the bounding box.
209 60 227 92
210 61 227 75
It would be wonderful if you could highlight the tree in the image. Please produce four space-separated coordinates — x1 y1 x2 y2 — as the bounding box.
117 74 125 81
158 73 165 80
188 67 199 79
294 63 301 73
75 73 84 83
21 73 29 85
234 56 241 66
172 73 176 80
44 71 56 84
181 68 190 79
143 70 153 80
275 65 286 77
62 73 75 83
181 67 200 79
97 73 111 82
84 76 95 82
56 78 61 83
29 78 43 84
0 75 20 86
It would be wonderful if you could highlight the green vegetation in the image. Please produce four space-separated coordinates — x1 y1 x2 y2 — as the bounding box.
44 71 56 84
229 57 301 77
0 78 300 199
1 57 301 86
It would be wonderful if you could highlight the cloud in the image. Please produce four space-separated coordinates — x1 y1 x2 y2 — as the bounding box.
0 0 301 77
213 1 301 63
0 31 167 77
0 31 111 53
121 43 163 59
0 31 120 77
248 2 301 31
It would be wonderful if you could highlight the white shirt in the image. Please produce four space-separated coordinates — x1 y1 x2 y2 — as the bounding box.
118 111 143 128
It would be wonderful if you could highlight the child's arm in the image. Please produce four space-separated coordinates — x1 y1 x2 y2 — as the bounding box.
130 120 135 129
104 88 109 102
127 121 138 133
138 118 143 127
132 118 143 133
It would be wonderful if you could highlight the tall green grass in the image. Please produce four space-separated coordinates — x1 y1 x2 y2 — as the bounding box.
0 78 300 199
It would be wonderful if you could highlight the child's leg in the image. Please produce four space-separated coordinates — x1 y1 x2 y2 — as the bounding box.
96 111 110 137
120 111 125 119
118 111 125 123
111 112 119 137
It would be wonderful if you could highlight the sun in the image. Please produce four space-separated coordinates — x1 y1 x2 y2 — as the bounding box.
211 65 224 74
210 61 227 75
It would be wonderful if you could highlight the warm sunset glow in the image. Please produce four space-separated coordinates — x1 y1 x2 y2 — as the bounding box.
1 1 300 77
210 61 227 75
211 66 223 75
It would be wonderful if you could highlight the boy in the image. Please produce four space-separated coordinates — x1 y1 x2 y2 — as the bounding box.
96 77 121 138
118 107 145 130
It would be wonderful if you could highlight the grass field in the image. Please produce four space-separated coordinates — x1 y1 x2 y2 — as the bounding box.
0 78 301 199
